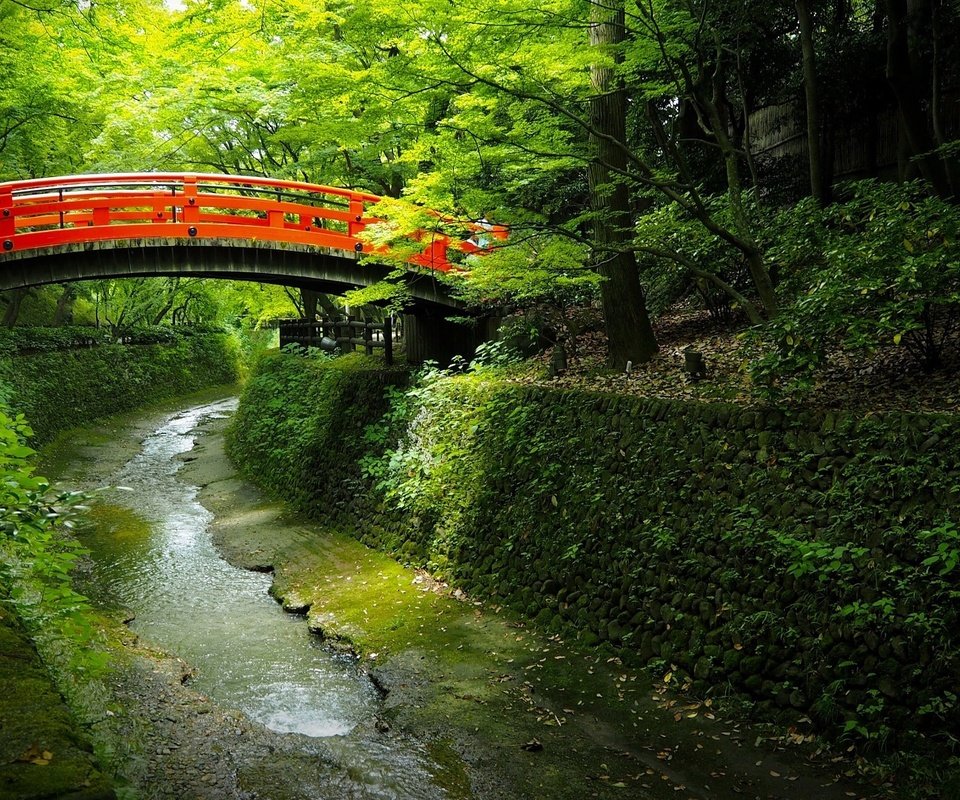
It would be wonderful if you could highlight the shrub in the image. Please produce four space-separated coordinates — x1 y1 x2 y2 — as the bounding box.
1 331 241 443
0 408 98 663
751 180 960 395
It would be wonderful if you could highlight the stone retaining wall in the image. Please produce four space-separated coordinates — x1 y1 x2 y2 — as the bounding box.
228 354 960 746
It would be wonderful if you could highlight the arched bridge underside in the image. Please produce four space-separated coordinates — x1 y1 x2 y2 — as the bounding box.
0 238 461 312
0 173 506 313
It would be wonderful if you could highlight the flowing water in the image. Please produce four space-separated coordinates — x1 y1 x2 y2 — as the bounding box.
79 398 379 739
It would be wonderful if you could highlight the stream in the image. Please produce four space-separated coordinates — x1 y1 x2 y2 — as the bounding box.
72 397 453 800
51 394 877 800
81 398 379 738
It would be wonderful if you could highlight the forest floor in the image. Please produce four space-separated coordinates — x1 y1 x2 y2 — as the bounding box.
526 307 960 414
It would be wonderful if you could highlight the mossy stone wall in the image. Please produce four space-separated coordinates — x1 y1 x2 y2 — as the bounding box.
3 332 241 443
229 355 960 745
226 352 408 515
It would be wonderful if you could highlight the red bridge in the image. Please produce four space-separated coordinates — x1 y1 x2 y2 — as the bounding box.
0 173 505 311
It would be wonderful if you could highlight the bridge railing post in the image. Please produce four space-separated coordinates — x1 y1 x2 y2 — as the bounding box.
422 235 452 271
348 196 365 241
182 175 200 224
0 186 13 242
92 204 110 227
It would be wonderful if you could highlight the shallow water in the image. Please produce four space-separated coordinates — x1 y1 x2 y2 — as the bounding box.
80 398 379 739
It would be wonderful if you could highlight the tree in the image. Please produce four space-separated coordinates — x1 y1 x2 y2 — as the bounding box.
631 1 779 318
796 0 829 205
587 0 659 366
884 0 955 198
0 0 94 178
4 0 956 364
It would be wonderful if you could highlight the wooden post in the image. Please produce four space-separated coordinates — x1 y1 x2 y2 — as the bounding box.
383 315 393 365
364 317 373 356
92 205 110 227
182 175 200 223
0 186 13 248
348 196 365 240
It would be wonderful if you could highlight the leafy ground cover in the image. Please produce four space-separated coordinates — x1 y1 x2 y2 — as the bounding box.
523 306 960 414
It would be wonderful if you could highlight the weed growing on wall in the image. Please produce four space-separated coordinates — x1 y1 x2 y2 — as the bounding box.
358 342 525 574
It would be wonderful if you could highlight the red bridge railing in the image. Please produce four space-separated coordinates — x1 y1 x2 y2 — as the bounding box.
0 173 505 272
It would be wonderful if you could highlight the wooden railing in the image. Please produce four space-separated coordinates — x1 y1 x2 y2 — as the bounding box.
0 173 507 272
278 316 396 364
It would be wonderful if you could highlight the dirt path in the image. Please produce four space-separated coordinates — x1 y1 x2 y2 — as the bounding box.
39 390 889 800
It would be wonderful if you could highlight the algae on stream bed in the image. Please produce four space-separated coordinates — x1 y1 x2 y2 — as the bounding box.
34 390 883 799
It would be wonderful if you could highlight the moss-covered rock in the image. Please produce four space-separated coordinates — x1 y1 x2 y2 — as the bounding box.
0 605 114 799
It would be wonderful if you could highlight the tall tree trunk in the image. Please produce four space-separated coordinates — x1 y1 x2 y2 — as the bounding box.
796 0 830 205
588 0 658 368
151 278 180 325
884 0 951 196
300 290 342 320
52 284 77 326
2 288 28 328
302 289 320 320
697 72 778 317
930 0 958 198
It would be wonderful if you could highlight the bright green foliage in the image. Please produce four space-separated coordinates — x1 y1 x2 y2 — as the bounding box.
918 521 960 577
0 408 101 672
80 278 300 331
0 0 957 374
0 2 92 176
357 359 511 572
452 236 599 307
751 181 960 396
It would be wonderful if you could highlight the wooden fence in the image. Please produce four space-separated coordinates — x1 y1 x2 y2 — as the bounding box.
278 316 395 365
749 91 959 183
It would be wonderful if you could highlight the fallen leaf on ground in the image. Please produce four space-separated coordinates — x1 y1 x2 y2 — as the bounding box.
521 739 543 752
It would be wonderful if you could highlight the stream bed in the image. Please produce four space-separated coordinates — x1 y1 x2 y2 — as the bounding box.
45 392 879 800
81 398 379 738
67 397 454 800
